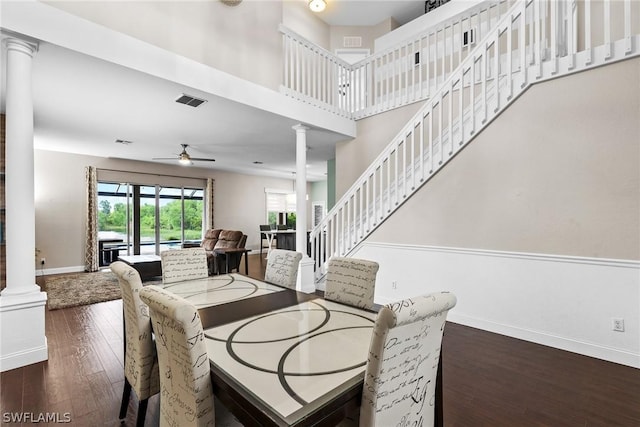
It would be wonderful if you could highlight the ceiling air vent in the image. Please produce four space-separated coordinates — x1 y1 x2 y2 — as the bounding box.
175 94 208 108
343 36 362 48
115 139 133 145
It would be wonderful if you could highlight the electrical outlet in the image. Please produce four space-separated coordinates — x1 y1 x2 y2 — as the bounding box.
40 258 46 265
392 281 397 290
612 318 625 332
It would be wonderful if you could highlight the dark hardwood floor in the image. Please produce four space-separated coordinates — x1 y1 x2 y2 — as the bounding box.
2 253 639 426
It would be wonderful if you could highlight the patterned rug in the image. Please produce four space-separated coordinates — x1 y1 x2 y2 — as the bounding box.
46 271 161 310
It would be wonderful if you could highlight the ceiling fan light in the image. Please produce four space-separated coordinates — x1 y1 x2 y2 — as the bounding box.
308 0 326 13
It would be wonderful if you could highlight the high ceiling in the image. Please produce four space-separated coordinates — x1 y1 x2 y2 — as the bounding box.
0 0 429 181
318 0 426 26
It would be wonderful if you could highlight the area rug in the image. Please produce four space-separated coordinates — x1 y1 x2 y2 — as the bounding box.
46 271 161 310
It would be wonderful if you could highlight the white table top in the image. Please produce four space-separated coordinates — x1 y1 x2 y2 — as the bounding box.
264 229 297 235
203 298 376 423
160 273 285 309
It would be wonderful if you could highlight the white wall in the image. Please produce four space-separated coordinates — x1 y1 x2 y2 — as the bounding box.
353 242 640 368
282 0 330 50
45 0 285 90
366 57 640 261
34 150 295 273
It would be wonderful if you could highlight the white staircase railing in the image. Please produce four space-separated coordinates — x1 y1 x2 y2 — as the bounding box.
280 0 516 119
309 0 639 281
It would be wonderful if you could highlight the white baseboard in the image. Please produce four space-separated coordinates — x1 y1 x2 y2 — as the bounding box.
0 342 48 372
447 313 640 369
354 242 640 369
39 265 85 276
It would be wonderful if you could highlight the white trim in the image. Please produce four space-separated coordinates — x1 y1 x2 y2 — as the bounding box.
361 242 640 269
447 313 640 369
40 265 86 276
352 242 640 368
264 188 295 194
0 343 48 372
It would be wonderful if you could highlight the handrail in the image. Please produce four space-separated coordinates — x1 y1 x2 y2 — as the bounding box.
309 0 639 280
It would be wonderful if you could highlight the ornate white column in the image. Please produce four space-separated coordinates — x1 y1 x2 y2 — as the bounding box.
292 124 315 293
0 37 48 372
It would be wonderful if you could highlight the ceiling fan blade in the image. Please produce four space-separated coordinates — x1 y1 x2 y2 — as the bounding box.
152 157 179 160
190 157 216 162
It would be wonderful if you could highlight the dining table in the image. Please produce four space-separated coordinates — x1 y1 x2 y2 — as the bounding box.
161 273 378 426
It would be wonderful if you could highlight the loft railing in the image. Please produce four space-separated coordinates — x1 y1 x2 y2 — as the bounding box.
309 0 639 280
280 0 515 119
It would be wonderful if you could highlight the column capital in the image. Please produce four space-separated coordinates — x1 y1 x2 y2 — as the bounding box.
3 37 39 57
292 124 310 133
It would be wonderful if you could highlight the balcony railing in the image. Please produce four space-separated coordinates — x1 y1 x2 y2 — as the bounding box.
280 0 517 119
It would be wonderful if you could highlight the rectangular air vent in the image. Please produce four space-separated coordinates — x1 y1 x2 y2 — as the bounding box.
343 36 362 48
115 139 133 145
175 94 208 108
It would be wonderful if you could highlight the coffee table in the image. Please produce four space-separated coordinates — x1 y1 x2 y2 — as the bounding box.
117 255 162 280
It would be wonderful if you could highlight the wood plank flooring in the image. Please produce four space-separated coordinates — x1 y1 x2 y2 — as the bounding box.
2 253 639 426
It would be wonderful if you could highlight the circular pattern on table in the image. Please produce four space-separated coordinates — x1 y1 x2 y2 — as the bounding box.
161 274 262 307
205 300 374 405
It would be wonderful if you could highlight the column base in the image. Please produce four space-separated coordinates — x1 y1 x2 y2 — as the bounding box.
0 289 48 372
296 256 316 294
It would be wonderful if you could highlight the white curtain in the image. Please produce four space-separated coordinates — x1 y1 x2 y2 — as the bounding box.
205 178 214 231
84 166 99 272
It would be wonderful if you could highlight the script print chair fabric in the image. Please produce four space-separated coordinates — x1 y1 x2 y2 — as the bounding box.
264 249 302 289
139 285 215 427
360 292 457 427
324 257 379 310
110 261 160 427
161 247 209 284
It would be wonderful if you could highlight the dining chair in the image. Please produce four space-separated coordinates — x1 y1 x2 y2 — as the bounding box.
263 249 302 289
359 292 457 427
324 257 380 310
110 261 160 427
259 224 272 256
138 285 216 427
160 247 209 284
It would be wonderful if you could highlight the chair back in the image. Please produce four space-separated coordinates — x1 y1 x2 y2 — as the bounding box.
259 224 271 238
139 285 215 427
110 261 160 400
264 249 302 289
161 247 209 284
360 292 457 427
214 230 243 249
201 228 222 251
324 257 379 310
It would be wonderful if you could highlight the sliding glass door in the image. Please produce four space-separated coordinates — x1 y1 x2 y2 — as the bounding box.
97 182 204 260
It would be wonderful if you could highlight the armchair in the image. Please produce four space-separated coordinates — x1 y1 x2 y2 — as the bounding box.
196 229 247 275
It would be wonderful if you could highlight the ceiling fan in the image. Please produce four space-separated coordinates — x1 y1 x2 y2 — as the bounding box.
153 144 216 165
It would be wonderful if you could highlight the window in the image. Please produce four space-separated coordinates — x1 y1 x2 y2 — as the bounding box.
98 182 204 256
266 191 296 229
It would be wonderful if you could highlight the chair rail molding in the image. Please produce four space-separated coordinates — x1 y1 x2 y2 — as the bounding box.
352 241 640 369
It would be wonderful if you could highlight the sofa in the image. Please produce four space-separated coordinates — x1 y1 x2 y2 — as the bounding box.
199 229 247 275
